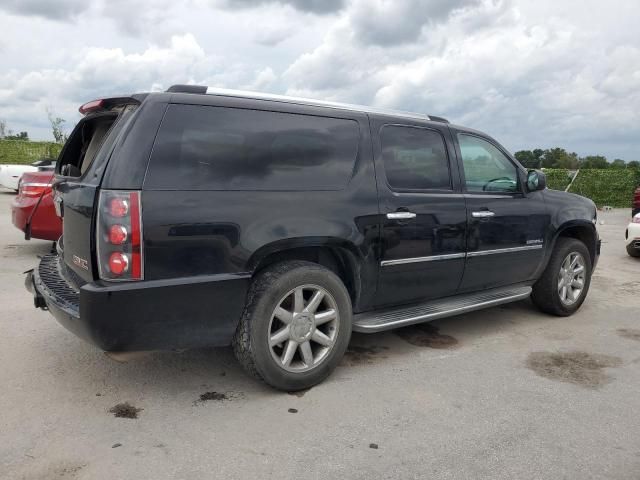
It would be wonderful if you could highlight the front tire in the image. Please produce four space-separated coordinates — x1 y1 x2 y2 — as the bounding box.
233 261 352 391
531 237 592 316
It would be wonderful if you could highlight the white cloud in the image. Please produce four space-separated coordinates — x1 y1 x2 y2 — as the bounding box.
218 0 346 14
253 25 296 46
242 67 278 90
349 0 481 46
0 0 89 20
0 33 251 139
0 0 639 160
284 0 640 158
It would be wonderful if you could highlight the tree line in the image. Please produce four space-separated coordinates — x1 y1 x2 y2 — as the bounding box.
0 109 67 144
1 113 639 170
514 148 639 169
0 119 29 140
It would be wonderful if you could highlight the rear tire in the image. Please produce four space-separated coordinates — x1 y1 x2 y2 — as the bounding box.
627 244 640 258
531 237 592 316
232 261 352 391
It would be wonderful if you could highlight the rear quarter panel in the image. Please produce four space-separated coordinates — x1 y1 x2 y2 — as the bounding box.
140 98 381 311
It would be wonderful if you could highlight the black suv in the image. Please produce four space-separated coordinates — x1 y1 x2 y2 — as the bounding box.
27 85 600 391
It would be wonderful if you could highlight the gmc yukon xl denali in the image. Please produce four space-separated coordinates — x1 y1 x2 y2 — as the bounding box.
26 85 600 391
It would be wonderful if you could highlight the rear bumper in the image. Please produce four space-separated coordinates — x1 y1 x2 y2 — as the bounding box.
28 254 250 352
626 223 640 249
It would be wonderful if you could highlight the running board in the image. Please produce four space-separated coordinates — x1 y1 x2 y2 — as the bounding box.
353 286 532 333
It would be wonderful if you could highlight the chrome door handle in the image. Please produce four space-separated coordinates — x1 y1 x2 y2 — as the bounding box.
387 211 417 220
472 210 495 218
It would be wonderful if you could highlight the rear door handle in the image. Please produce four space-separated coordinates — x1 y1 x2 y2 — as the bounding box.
387 211 417 220
472 210 495 218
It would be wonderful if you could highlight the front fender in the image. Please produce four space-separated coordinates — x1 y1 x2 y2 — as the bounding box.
536 189 599 276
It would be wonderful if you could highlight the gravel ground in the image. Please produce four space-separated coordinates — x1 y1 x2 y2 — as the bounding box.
1 190 639 480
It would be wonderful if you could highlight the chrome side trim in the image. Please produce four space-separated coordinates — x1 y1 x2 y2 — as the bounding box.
380 245 542 266
466 244 543 257
380 253 465 267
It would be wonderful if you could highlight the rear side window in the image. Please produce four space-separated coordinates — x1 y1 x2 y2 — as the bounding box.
145 104 360 190
380 125 451 190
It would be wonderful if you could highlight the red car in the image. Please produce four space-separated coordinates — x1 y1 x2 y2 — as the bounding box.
11 170 62 241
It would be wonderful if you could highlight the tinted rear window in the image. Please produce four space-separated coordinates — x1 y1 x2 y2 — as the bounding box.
145 104 360 190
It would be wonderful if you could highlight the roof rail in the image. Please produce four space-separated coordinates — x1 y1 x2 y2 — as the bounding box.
165 84 449 123
166 84 208 94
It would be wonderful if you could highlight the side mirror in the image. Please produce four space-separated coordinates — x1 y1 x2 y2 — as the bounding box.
526 170 546 192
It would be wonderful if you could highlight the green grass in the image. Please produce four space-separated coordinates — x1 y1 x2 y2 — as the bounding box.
0 140 63 165
544 168 640 207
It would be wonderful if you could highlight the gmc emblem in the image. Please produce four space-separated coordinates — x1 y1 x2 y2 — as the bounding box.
72 255 89 271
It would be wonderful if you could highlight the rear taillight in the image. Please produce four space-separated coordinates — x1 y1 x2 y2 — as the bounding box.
97 190 144 281
20 182 52 197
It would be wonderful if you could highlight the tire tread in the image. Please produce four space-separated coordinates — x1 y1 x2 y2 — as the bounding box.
232 261 350 389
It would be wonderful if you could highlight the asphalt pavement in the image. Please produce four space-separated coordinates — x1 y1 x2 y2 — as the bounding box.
1 190 639 480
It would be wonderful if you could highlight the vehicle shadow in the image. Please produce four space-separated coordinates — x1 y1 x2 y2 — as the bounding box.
33 298 557 399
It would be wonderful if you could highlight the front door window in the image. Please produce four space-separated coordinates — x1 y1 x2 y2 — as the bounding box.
458 134 518 193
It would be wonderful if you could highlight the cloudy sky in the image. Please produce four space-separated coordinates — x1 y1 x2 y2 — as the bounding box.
1 0 639 159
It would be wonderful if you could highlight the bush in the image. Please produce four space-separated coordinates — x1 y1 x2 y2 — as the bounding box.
543 168 573 191
569 169 640 208
544 168 640 208
0 140 63 165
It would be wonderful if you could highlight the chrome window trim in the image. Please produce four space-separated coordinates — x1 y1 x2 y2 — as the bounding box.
380 244 543 266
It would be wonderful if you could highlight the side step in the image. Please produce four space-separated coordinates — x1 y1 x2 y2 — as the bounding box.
353 286 532 333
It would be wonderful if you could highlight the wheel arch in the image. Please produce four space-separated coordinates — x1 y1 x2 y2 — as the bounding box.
543 220 600 270
554 221 598 265
247 238 364 309
533 220 598 280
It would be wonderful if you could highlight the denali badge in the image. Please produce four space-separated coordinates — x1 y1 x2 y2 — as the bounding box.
72 255 89 270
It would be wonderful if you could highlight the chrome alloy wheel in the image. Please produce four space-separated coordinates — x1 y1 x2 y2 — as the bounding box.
268 285 339 373
557 252 586 305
